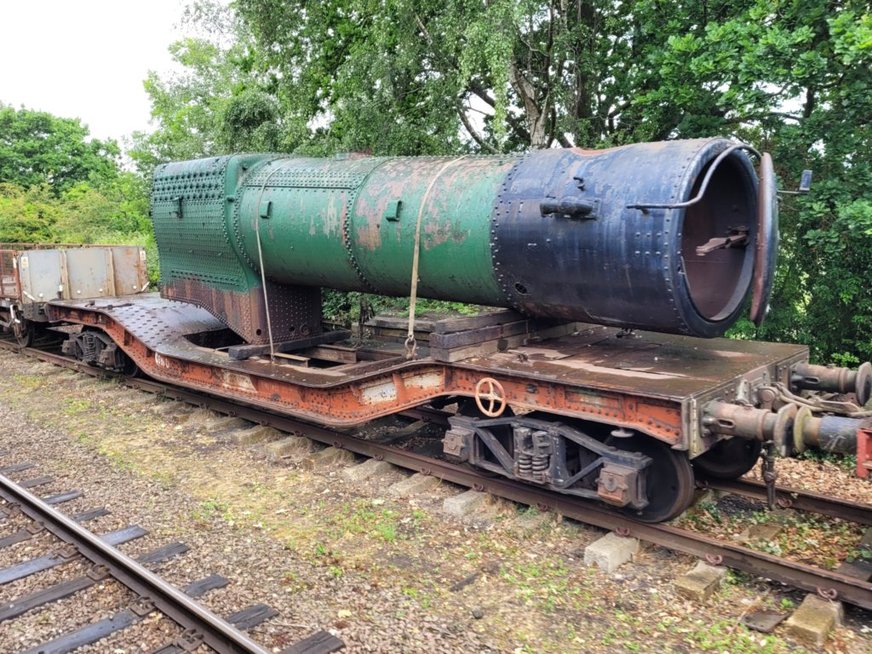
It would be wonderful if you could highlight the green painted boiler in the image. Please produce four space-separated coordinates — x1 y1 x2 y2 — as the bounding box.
151 138 775 345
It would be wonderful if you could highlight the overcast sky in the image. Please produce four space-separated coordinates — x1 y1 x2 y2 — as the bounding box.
0 1 187 144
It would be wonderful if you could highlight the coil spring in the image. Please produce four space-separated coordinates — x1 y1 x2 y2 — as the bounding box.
517 453 532 476
532 454 548 481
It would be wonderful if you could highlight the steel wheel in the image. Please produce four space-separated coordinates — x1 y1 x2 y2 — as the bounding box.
692 437 762 480
608 435 696 523
121 353 142 378
12 319 32 347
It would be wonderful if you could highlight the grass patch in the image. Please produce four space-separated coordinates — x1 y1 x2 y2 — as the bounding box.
13 373 43 390
327 499 404 543
680 618 792 653
191 498 230 522
500 558 585 612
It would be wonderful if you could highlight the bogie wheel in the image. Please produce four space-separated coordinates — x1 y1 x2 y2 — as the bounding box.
692 437 762 480
607 435 695 523
12 319 32 347
121 352 143 378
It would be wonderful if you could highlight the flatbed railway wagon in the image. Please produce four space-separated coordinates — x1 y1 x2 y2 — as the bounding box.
6 138 872 522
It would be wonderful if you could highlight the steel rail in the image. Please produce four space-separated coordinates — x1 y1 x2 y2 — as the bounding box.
0 467 270 653
702 478 872 526
3 338 871 610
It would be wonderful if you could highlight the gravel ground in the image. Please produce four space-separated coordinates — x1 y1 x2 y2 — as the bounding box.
0 348 870 654
744 455 871 503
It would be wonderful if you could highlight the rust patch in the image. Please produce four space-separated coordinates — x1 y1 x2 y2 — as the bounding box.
162 277 321 346
354 194 384 251
48 299 688 443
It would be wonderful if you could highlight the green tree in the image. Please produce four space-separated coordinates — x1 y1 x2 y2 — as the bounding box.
0 183 59 242
0 105 120 192
234 0 751 153
51 175 151 243
0 102 154 279
128 1 279 171
0 174 150 242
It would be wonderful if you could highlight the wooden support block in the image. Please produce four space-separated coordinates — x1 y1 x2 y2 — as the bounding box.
429 324 502 349
273 352 310 366
305 345 358 363
431 309 522 334
227 330 350 360
431 340 500 363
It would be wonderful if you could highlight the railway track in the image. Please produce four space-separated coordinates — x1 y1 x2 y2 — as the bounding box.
0 462 344 654
701 477 872 527
2 337 871 612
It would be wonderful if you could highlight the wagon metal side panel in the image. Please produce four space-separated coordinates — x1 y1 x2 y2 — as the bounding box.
62 248 116 299
18 246 148 304
16 250 66 303
0 249 19 300
109 246 149 295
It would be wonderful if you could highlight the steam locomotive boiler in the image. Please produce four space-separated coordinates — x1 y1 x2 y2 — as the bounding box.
35 137 870 522
150 138 769 343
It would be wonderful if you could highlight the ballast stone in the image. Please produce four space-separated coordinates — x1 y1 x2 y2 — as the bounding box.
738 521 782 544
838 528 872 579
388 473 439 497
674 561 727 601
342 458 396 482
443 490 488 518
784 594 843 647
583 532 639 573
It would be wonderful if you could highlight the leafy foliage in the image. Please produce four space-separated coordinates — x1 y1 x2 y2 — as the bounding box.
688 1 872 362
0 175 157 282
0 105 156 282
127 3 278 172
0 105 120 192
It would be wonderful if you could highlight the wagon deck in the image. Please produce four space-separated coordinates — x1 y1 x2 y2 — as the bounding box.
47 293 807 457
